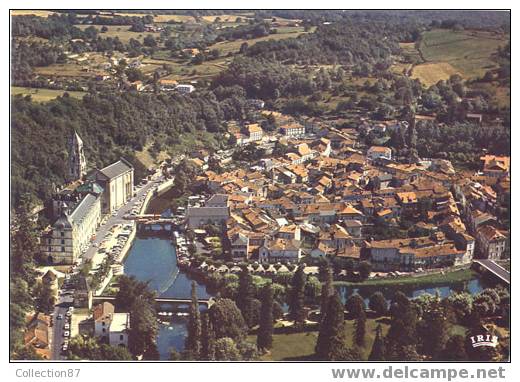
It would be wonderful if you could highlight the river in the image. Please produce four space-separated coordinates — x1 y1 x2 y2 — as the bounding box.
124 235 211 359
124 229 489 359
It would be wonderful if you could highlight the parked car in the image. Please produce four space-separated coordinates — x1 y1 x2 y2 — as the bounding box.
62 344 68 352
64 323 70 330
63 331 70 337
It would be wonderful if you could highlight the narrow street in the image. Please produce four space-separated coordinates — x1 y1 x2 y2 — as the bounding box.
50 299 69 360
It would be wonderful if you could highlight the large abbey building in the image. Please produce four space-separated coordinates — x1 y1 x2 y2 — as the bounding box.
89 159 134 214
41 131 134 264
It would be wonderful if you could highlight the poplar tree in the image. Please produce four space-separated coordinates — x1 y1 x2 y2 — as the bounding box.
385 292 418 360
345 294 365 319
355 309 367 346
185 282 201 360
319 262 334 325
201 312 215 361
237 268 256 327
369 324 386 361
316 292 346 360
257 284 274 352
289 265 307 331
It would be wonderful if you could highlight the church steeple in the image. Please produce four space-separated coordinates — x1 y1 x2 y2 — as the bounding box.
68 130 87 182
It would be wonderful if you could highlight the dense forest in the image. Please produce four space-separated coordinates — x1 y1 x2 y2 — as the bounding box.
11 89 249 206
246 20 411 66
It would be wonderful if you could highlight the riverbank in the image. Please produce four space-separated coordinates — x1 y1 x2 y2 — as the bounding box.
333 267 477 288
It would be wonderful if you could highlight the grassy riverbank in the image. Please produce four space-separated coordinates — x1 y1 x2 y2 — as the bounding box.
333 268 477 288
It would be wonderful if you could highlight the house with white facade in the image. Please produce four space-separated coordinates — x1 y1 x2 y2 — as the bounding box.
176 84 195 94
244 123 263 142
476 225 507 260
367 146 392 161
280 123 305 137
258 238 302 263
93 302 129 347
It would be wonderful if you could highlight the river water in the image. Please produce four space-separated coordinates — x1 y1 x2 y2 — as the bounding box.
124 232 489 359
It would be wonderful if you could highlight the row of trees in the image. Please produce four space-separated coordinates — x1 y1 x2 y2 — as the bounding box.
174 258 509 361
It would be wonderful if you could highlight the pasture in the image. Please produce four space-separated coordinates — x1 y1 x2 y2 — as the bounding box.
76 24 161 44
208 27 311 55
414 29 507 84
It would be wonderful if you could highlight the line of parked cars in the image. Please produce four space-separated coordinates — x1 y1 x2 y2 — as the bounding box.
58 306 74 353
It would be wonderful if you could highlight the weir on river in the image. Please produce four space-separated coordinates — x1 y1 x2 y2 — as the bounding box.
158 269 181 294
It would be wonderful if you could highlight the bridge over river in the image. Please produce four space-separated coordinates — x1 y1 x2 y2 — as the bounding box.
93 295 214 307
473 259 510 285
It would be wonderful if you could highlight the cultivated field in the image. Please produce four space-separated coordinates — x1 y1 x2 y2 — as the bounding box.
114 12 196 23
10 10 57 17
411 62 462 87
201 14 252 23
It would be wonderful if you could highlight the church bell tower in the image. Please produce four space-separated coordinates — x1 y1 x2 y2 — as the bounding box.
68 130 87 182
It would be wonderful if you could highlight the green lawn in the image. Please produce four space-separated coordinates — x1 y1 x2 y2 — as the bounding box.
251 318 391 361
11 87 86 102
249 317 483 361
333 268 478 288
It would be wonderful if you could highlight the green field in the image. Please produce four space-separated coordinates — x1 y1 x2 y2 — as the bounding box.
250 319 390 361
11 87 86 102
208 27 313 55
76 24 161 44
250 318 475 361
333 268 478 288
412 29 507 85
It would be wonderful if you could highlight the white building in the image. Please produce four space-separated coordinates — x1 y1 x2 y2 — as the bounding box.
176 84 195 94
367 146 392 161
186 206 230 229
258 238 302 263
93 302 129 347
41 193 102 264
280 123 305 137
476 225 507 260
108 313 130 347
245 123 263 142
91 159 134 213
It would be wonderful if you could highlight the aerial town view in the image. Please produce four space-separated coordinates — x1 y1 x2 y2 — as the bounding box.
9 9 510 363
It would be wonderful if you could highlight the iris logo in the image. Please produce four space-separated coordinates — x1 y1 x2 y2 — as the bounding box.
469 334 498 348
